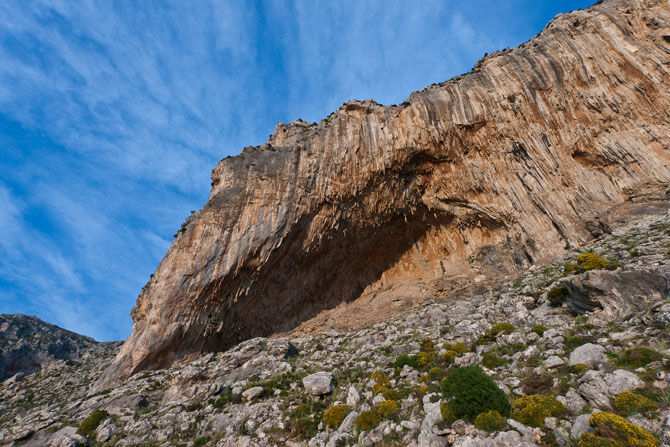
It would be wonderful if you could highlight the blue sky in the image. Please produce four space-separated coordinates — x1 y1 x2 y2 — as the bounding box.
0 0 594 341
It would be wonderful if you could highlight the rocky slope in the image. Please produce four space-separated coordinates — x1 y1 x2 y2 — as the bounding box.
0 314 119 382
2 201 670 447
99 0 670 388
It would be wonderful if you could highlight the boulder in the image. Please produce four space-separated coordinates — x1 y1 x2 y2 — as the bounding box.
569 343 606 366
302 372 333 396
560 270 667 318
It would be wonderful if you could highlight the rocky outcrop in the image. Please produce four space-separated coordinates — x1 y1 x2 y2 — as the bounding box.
99 0 670 387
561 269 669 317
4 210 670 446
0 314 118 381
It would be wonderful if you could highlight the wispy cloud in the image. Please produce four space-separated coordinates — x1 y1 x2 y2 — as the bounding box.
0 0 594 340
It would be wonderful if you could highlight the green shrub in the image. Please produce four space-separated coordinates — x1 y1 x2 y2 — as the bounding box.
530 325 548 337
482 352 507 369
194 436 212 447
489 322 515 337
513 395 565 428
356 409 382 431
76 409 109 437
213 388 241 408
393 354 420 369
613 392 658 416
474 410 508 433
547 286 569 306
378 400 400 419
440 366 511 421
615 347 663 368
323 405 350 429
579 412 659 447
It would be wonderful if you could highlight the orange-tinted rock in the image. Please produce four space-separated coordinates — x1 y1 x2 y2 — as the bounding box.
98 0 670 387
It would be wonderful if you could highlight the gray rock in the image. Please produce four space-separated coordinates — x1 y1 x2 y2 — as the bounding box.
558 388 587 414
545 356 565 369
570 414 592 439
95 417 118 443
507 419 534 443
346 385 360 406
569 343 606 366
561 269 667 318
553 427 570 447
604 369 644 395
104 394 149 413
326 432 352 447
242 386 264 400
338 410 358 433
417 431 448 447
302 372 333 396
421 401 443 433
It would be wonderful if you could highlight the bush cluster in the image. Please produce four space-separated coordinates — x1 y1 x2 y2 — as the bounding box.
613 392 658 416
512 395 565 428
393 354 420 369
579 412 659 447
443 342 468 355
323 404 350 429
378 400 400 419
440 366 510 421
564 252 617 276
474 410 508 433
356 409 382 431
530 325 548 337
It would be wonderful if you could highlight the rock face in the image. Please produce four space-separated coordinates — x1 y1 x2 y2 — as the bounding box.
99 0 670 386
0 314 117 381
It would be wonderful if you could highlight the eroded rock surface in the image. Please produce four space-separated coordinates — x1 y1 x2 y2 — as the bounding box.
100 0 670 386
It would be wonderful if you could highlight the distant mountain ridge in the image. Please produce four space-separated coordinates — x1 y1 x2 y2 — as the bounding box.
0 314 120 381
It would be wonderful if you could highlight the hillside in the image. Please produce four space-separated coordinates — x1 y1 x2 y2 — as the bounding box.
2 200 670 446
0 314 119 382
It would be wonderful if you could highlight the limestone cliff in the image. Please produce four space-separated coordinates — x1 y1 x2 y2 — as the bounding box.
99 0 670 387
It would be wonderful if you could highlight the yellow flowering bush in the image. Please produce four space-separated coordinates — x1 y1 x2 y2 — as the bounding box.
378 400 400 419
323 405 350 429
474 410 508 433
513 395 565 428
613 392 658 416
579 412 658 447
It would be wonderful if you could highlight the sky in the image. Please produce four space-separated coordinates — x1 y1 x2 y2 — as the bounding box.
0 0 595 341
